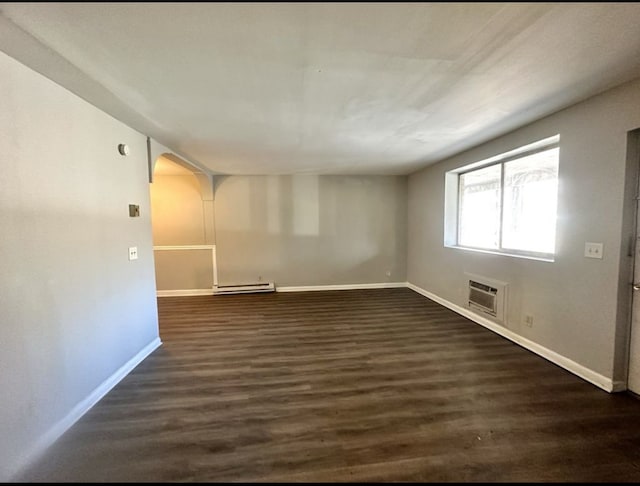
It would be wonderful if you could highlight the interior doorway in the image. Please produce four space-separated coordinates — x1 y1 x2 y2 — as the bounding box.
626 129 640 394
149 154 217 297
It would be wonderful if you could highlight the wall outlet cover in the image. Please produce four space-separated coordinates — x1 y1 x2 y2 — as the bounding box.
584 242 603 259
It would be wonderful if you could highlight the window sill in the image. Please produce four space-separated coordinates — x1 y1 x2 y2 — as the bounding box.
444 245 555 263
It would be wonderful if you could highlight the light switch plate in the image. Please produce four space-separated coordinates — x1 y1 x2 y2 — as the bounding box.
584 242 603 259
128 247 138 261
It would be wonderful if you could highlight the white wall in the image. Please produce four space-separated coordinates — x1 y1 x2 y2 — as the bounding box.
0 51 160 479
408 77 640 389
151 174 207 246
215 175 407 287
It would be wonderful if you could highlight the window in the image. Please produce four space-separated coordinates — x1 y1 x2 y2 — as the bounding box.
445 135 559 260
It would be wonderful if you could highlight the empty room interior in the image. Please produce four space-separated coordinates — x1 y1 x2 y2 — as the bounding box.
5 2 640 482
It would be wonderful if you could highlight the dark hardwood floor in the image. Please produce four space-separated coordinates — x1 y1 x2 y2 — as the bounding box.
18 288 640 482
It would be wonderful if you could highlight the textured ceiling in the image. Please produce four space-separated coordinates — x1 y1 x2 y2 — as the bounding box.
2 2 640 175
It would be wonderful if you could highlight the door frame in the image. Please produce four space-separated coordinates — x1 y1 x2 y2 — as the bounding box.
620 128 640 392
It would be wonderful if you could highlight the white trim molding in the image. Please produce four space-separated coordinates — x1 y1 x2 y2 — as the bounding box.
12 337 162 480
406 282 617 393
611 381 627 393
277 282 407 292
157 289 214 297
153 245 214 251
157 282 407 297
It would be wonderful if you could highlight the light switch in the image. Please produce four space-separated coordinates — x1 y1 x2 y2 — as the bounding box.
128 247 138 261
584 242 603 259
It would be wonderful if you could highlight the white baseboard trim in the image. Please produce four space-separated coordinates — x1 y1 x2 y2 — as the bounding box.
12 337 162 480
157 289 214 297
158 283 408 296
611 380 627 393
406 282 616 393
276 282 408 292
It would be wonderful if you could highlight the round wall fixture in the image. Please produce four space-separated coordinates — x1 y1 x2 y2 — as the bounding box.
118 143 130 156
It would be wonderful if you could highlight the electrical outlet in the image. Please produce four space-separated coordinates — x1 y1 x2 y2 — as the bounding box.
128 247 138 261
385 270 391 277
524 315 534 327
584 242 603 259
257 275 262 281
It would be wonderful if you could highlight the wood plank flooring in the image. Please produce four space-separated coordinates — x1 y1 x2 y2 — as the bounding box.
18 288 640 482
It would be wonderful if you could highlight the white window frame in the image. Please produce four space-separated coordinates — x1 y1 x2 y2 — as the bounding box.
444 135 560 262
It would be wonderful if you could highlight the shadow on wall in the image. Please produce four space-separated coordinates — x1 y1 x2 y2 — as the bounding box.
213 174 407 287
214 175 392 236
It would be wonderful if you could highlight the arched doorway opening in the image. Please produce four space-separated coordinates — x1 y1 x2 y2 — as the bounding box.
149 153 217 296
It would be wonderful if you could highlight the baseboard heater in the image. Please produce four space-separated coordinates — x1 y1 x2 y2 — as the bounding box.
213 282 275 295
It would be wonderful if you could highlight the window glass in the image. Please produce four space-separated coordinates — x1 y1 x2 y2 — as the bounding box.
458 164 501 250
502 148 559 254
447 136 560 260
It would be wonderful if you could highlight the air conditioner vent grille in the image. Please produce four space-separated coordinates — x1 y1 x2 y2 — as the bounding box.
469 280 497 294
468 280 498 316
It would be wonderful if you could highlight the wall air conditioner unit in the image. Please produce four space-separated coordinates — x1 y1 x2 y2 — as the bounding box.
468 280 498 316
465 273 507 323
213 282 275 295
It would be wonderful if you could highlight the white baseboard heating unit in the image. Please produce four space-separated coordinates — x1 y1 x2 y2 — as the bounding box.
213 282 275 295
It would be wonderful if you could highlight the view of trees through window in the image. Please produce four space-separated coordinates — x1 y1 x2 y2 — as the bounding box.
458 146 559 257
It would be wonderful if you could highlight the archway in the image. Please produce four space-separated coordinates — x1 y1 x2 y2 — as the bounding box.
149 154 217 296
